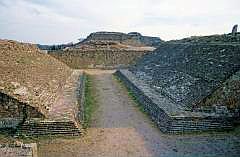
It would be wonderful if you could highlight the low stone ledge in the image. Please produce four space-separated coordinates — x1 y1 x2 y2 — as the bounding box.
0 143 37 157
0 118 22 129
115 69 234 133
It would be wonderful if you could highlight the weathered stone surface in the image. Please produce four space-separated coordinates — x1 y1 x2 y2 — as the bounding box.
169 33 240 44
13 86 28 96
47 31 158 69
49 49 150 69
0 40 85 136
0 92 44 122
0 118 22 129
130 43 240 110
72 40 155 51
17 70 85 136
0 143 37 157
115 69 233 133
0 39 72 118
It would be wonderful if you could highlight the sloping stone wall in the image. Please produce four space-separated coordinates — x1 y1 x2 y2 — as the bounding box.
115 69 233 133
130 43 240 110
198 71 240 112
0 39 72 119
48 50 148 69
17 71 85 136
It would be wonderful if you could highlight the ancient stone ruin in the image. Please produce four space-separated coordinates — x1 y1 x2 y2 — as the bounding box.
115 35 240 133
232 24 238 36
48 32 158 69
1 30 240 137
80 31 163 47
0 40 85 136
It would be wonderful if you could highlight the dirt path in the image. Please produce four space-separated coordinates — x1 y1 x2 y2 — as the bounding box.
82 70 162 157
38 70 240 157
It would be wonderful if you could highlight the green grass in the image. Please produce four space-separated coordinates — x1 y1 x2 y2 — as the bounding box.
83 75 97 128
113 75 146 114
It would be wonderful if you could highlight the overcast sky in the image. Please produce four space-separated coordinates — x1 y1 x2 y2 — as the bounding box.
0 0 239 44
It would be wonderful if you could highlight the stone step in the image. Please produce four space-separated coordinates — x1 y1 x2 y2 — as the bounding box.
19 128 80 131
18 130 82 136
17 120 82 136
170 126 233 132
21 123 77 127
19 125 80 129
17 132 81 136
24 120 76 124
19 130 81 133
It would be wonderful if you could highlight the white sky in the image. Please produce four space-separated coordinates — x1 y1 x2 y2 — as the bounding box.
0 0 239 44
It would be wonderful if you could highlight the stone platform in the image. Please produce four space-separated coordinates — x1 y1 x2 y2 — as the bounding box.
17 70 85 136
115 69 234 133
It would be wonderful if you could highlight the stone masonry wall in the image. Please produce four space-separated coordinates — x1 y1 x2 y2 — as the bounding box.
0 92 25 118
0 92 44 129
115 70 233 133
48 50 148 69
0 143 38 157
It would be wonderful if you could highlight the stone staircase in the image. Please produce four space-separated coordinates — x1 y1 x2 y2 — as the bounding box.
17 120 82 136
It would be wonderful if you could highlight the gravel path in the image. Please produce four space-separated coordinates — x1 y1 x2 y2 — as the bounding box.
38 70 240 157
